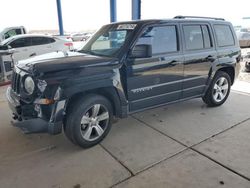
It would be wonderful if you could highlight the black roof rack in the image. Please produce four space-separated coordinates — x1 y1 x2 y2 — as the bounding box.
174 16 225 21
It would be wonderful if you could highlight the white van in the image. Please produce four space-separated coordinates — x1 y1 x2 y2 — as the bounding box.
0 26 27 42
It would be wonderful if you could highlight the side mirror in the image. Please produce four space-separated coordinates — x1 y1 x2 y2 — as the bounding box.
129 44 152 58
0 45 9 50
8 48 17 54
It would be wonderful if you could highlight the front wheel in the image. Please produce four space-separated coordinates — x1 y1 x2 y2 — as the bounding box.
245 62 250 72
65 94 113 148
202 71 231 107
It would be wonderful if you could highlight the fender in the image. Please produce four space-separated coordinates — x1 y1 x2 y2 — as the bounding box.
203 49 240 95
59 68 129 118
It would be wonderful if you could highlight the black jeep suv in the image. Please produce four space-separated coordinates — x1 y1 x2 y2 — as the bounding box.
6 16 241 148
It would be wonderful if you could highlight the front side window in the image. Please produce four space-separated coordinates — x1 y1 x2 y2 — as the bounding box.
81 24 136 57
214 25 234 47
9 38 32 48
135 25 178 55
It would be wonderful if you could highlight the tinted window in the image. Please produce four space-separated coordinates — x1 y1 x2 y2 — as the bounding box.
9 38 32 48
202 25 212 48
32 37 55 46
15 29 22 35
214 25 234 47
183 25 212 50
136 26 178 55
183 25 203 50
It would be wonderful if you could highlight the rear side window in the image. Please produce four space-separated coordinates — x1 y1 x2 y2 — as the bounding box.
31 37 55 46
15 29 22 35
183 25 212 50
135 25 178 55
9 38 32 48
214 25 234 47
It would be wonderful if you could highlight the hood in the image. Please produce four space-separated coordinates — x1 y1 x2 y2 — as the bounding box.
17 51 119 75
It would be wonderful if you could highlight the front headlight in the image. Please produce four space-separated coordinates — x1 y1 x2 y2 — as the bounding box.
24 76 35 94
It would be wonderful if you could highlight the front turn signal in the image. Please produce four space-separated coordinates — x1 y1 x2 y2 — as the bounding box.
34 98 55 105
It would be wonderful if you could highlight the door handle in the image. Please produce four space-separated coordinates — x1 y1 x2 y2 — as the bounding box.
29 53 36 57
205 55 215 62
168 60 178 66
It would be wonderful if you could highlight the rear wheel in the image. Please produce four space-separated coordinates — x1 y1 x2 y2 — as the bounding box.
65 94 113 148
245 62 250 72
202 71 231 107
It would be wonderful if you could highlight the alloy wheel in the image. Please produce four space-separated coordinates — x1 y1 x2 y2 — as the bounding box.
80 104 109 141
212 77 229 103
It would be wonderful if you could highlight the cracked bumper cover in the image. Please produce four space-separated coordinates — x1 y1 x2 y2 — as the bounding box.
6 87 65 135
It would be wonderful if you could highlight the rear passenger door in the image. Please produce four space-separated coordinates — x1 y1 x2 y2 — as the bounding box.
126 24 184 111
31 37 56 57
181 23 217 99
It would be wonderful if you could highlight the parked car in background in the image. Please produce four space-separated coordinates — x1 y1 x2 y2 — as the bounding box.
71 32 92 41
0 26 27 42
0 47 15 85
236 32 250 47
242 53 250 72
0 34 73 63
235 28 249 33
53 34 72 42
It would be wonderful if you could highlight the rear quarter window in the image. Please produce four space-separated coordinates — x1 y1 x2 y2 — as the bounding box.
214 25 235 47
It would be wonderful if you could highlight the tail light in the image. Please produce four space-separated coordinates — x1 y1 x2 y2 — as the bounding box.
64 42 73 50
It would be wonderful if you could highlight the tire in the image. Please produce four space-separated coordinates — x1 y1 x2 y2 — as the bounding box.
245 63 250 72
202 71 231 107
64 94 113 148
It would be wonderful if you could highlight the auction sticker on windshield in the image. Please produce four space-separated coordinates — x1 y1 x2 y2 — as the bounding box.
117 24 137 30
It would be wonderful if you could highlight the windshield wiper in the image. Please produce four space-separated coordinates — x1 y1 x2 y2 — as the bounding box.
79 49 109 57
78 49 94 55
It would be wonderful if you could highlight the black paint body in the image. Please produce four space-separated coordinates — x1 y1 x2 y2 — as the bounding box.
6 18 241 134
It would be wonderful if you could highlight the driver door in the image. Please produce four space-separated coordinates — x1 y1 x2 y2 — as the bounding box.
126 24 184 112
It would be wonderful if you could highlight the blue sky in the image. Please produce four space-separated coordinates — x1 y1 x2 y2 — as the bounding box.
0 0 250 32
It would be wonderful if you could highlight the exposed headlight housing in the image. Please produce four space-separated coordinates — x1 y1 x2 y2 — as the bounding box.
37 79 47 92
24 76 35 94
54 87 62 101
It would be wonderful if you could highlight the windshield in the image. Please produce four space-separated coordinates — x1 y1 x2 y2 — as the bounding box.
0 36 14 45
79 24 137 57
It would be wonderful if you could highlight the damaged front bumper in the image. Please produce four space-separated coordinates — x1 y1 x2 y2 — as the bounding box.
6 86 65 135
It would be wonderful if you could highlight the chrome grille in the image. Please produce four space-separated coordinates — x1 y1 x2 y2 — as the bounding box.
11 71 21 94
